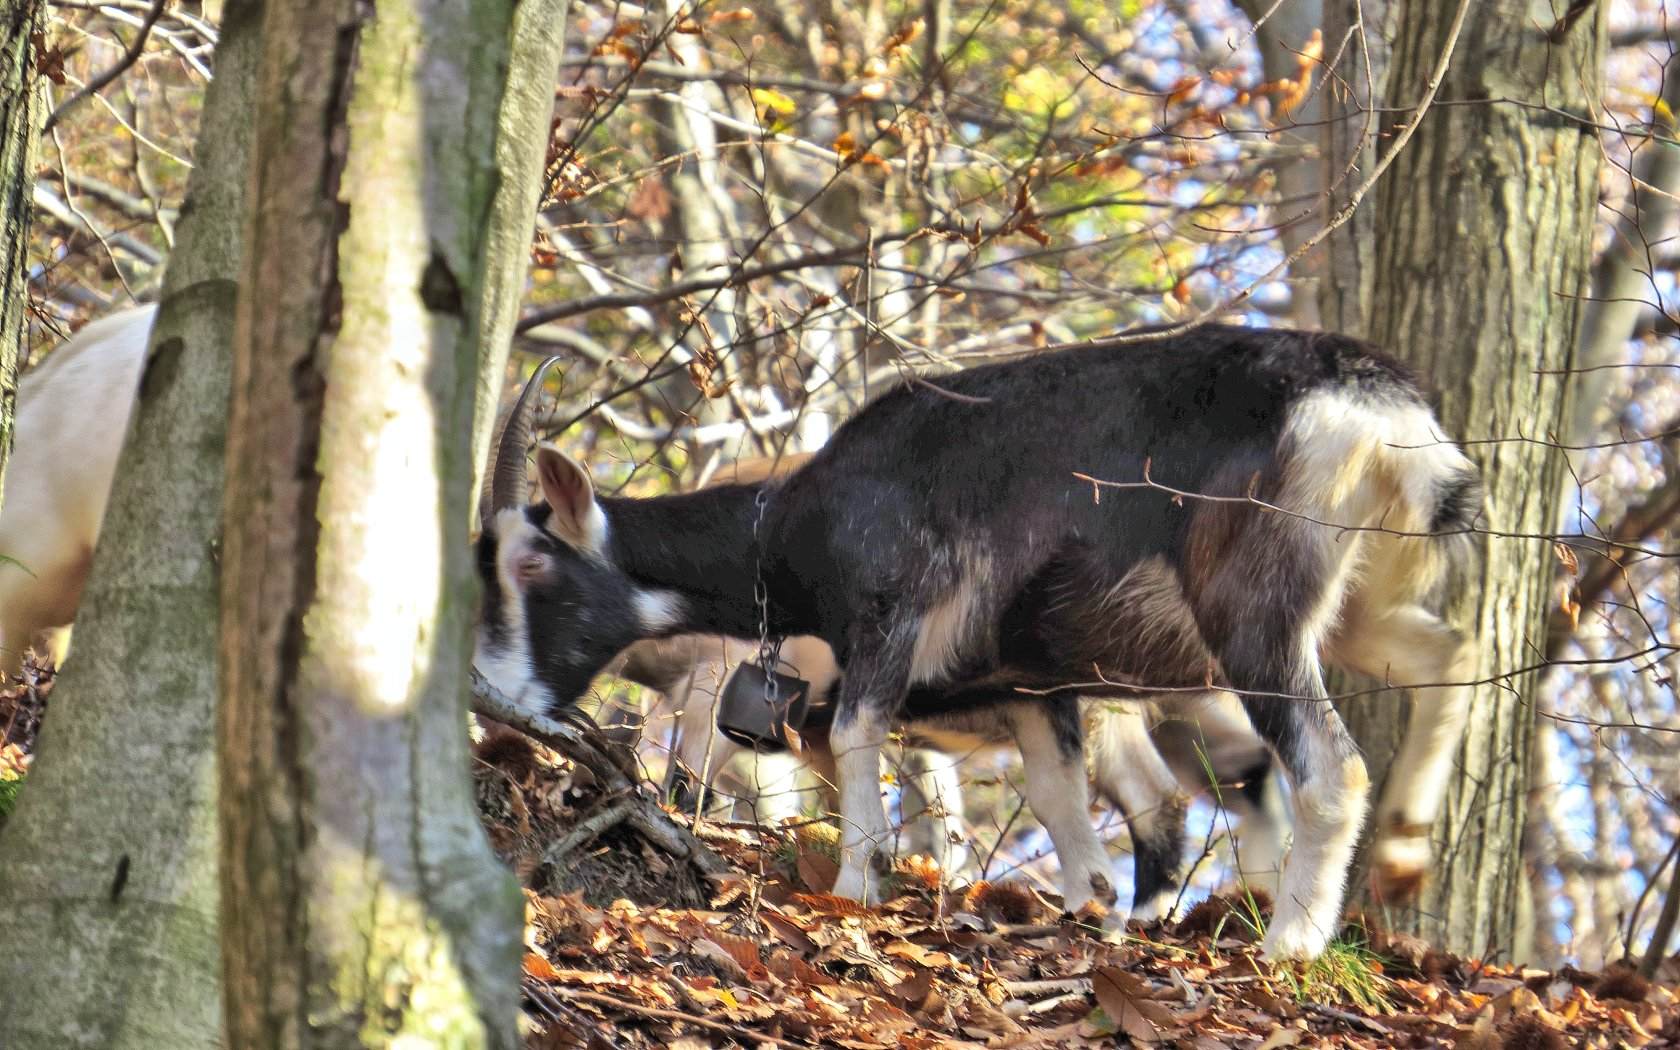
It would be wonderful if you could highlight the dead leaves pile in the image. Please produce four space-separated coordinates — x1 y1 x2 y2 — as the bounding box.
0 661 50 786
488 752 1680 1049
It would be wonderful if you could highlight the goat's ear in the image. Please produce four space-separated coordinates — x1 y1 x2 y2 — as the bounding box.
536 446 606 552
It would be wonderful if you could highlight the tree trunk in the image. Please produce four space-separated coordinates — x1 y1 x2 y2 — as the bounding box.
468 0 568 507
0 2 261 1045
1566 59 1680 452
1232 0 1327 329
217 0 546 1042
1314 0 1393 335
0 0 44 495
1337 0 1604 960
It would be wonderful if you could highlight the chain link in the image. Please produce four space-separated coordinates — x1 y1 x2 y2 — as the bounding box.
750 486 783 704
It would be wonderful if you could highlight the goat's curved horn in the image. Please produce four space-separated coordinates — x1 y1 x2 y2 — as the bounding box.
482 355 565 529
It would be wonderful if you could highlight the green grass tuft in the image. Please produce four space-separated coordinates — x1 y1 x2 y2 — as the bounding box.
0 773 24 828
1274 933 1395 1013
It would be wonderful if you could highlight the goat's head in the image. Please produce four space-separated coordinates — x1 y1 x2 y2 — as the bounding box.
474 359 665 716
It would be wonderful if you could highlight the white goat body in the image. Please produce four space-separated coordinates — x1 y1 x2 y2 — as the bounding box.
0 306 155 676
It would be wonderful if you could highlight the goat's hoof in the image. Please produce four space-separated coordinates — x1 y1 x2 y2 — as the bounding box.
1130 891 1175 926
830 864 882 905
1101 907 1131 935
1258 920 1329 963
1370 834 1431 904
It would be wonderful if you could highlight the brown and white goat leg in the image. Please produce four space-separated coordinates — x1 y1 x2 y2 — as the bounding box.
1327 603 1475 901
896 748 976 877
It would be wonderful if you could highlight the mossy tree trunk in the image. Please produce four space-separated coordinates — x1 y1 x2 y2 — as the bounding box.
0 2 261 1045
0 0 45 496
217 0 564 1043
1335 0 1604 960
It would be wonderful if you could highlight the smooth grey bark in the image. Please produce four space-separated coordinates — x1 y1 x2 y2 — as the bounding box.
0 2 260 1046
218 0 562 1042
468 0 568 506
1565 62 1680 449
1337 0 1605 959
1233 0 1327 328
0 0 45 499
1314 0 1393 334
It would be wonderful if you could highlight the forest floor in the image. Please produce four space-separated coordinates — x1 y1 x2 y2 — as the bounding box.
4 670 1678 1049
475 722 1680 1050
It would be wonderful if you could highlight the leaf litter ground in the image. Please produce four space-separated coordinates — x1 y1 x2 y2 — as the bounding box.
3 667 1677 1048
471 724 1680 1049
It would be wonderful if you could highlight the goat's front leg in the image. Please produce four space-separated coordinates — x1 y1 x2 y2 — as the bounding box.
1011 699 1120 924
828 625 914 904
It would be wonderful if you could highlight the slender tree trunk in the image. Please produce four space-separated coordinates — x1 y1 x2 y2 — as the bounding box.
1566 59 1680 453
0 0 44 495
218 0 554 1041
1314 0 1393 335
0 3 260 1045
468 0 568 505
1232 0 1326 329
1337 0 1605 959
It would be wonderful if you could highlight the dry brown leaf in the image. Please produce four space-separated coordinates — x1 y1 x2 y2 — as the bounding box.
1453 1006 1501 1050
704 931 770 983
523 952 561 981
1255 1023 1303 1050
1091 967 1174 1043
797 848 840 893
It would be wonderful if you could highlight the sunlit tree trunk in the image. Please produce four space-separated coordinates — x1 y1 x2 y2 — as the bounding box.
1336 0 1605 959
0 2 260 1045
217 0 579 1041
0 0 44 493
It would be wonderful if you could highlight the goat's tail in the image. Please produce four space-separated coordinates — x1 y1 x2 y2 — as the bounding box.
1278 387 1484 609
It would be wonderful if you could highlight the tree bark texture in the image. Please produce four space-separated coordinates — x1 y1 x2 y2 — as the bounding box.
1314 0 1393 335
0 0 44 498
1233 0 1328 329
1337 0 1604 960
0 2 260 1045
217 0 531 1044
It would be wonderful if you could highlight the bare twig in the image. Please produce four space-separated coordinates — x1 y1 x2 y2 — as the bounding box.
559 988 817 1048
43 0 167 133
469 669 730 877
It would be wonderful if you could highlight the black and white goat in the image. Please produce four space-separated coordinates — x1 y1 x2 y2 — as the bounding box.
476 327 1481 960
0 306 154 676
529 449 1290 913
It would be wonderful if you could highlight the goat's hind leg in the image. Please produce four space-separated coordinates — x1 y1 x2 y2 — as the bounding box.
1010 698 1120 924
899 748 975 878
1234 690 1368 961
1087 699 1189 922
1328 603 1474 903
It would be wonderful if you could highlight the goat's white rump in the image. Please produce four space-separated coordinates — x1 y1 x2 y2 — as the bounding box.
0 306 155 676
